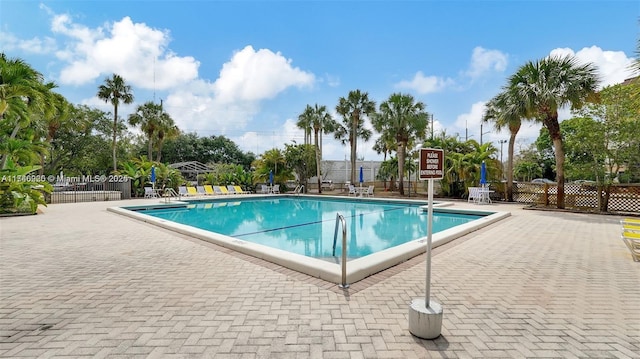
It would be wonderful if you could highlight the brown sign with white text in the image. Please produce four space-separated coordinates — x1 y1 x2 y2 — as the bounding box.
419 148 444 180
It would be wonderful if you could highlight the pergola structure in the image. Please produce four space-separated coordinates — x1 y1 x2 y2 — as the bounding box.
168 161 213 182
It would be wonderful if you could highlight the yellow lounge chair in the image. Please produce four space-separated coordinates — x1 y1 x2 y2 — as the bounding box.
186 186 198 196
219 186 231 195
621 230 640 262
203 185 215 195
234 185 250 194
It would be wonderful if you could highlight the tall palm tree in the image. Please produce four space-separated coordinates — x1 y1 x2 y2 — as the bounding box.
505 55 598 208
97 74 134 171
372 93 428 195
296 104 336 193
128 101 163 160
296 105 313 146
483 91 521 201
334 90 376 184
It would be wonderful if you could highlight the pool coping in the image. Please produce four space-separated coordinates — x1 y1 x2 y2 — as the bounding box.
108 195 510 285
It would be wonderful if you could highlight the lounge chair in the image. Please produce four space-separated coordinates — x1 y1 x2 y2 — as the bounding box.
203 185 215 195
196 186 207 196
144 187 159 198
272 184 280 194
178 186 189 196
186 186 198 196
213 186 229 195
348 184 357 196
621 230 640 262
234 185 249 194
260 185 269 194
226 185 237 195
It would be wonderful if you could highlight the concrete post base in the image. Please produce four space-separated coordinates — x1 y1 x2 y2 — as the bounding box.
408 298 443 339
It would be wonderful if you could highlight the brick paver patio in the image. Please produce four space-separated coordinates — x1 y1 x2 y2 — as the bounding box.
1 199 638 358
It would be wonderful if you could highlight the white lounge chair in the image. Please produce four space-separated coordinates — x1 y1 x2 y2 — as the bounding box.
226 185 237 195
348 184 357 196
260 185 269 194
178 186 189 196
272 184 280 194
196 186 207 196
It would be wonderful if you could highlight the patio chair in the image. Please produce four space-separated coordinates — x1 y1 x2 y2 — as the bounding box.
186 186 198 196
226 185 237 195
144 187 159 198
272 184 280 194
260 185 269 194
365 185 374 197
178 186 189 196
468 187 480 203
348 184 357 196
196 186 207 196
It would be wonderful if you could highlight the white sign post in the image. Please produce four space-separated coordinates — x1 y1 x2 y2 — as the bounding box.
408 148 444 339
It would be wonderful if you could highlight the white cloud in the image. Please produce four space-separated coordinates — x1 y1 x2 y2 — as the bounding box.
164 47 315 136
395 71 455 94
466 46 508 79
0 31 57 54
549 46 634 87
454 101 487 140
213 46 314 103
51 14 199 89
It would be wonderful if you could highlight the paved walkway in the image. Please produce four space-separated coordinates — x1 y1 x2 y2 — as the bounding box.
1 199 638 358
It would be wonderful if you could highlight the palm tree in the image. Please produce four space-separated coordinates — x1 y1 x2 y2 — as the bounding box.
97 74 134 171
483 91 521 201
505 55 598 208
334 90 376 184
296 105 313 146
128 101 162 160
372 93 428 195
154 112 179 163
296 104 336 193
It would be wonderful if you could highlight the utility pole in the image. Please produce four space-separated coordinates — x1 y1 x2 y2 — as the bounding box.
498 139 507 179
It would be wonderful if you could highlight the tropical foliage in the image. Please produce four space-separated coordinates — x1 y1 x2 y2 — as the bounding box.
500 55 599 208
334 90 376 184
373 93 428 195
296 104 336 193
97 73 134 171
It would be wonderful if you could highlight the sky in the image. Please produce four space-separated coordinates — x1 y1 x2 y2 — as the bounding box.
1 0 639 161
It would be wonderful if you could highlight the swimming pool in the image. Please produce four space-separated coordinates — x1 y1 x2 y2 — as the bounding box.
109 195 510 284
138 197 481 259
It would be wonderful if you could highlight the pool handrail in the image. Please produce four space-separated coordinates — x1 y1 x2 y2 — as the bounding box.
333 212 349 288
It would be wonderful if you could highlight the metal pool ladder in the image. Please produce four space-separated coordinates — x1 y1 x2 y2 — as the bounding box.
332 213 349 288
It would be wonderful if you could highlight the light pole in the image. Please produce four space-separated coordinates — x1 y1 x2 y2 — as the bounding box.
480 123 491 145
498 139 507 179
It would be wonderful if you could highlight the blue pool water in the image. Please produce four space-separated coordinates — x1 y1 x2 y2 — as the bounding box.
135 197 483 260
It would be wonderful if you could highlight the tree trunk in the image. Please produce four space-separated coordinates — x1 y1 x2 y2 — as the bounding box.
506 133 516 202
545 117 565 209
148 138 154 161
397 142 405 196
350 113 358 184
315 129 321 194
112 105 118 172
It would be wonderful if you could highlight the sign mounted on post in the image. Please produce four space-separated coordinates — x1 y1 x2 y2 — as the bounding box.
419 148 444 180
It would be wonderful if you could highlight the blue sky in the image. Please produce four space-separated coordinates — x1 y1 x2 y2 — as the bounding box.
2 0 638 160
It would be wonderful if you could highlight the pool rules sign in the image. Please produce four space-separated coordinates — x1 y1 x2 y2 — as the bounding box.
409 147 444 339
419 148 444 180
